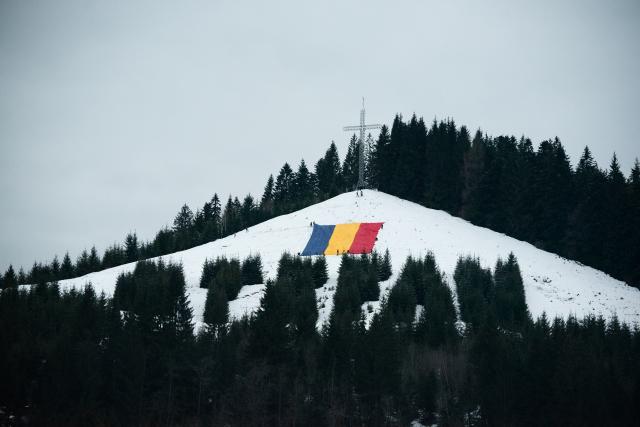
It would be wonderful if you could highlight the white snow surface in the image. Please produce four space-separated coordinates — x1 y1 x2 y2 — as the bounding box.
56 190 640 327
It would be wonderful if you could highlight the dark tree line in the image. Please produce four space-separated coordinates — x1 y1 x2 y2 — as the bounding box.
2 251 640 425
368 116 640 287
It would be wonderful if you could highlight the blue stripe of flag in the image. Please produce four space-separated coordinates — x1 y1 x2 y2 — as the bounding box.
301 224 335 256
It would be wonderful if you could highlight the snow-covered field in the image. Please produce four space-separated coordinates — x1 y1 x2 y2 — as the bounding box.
56 190 640 328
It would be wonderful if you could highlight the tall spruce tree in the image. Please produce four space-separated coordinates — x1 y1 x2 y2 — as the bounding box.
17 268 27 285
260 174 275 218
241 254 264 286
493 253 529 331
174 204 195 249
2 265 16 288
89 246 101 272
564 147 606 269
76 249 91 276
273 162 295 213
454 256 494 330
342 135 359 190
380 249 392 281
61 252 74 279
603 154 628 278
460 129 487 222
208 193 222 238
369 125 391 190
51 256 60 279
627 159 640 285
240 194 256 228
293 159 315 208
314 142 343 199
312 256 328 288
199 258 216 289
125 232 139 263
203 286 229 329
173 204 194 232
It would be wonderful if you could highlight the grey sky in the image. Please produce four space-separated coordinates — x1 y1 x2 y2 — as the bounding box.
1 0 639 273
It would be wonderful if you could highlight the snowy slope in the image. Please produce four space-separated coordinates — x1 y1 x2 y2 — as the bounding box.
56 190 640 328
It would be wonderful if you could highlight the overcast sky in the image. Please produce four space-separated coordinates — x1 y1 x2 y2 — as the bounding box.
1 0 639 273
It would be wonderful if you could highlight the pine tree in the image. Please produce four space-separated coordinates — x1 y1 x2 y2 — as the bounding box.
76 249 91 276
103 244 125 269
198 193 222 244
203 285 229 329
493 253 529 331
174 204 195 249
369 125 391 190
333 255 363 320
626 159 640 285
61 252 74 279
51 256 61 279
293 159 315 208
125 232 139 263
342 135 359 190
241 254 264 286
312 256 328 288
193 208 206 238
511 137 537 241
89 246 101 272
273 163 295 213
454 256 494 330
174 204 194 232
260 174 275 218
380 249 392 281
199 258 216 289
240 194 256 228
17 268 27 285
314 142 343 200
603 153 628 278
210 193 222 232
564 147 606 270
149 227 174 256
167 264 191 323
213 257 242 299
2 265 17 288
386 280 417 329
221 196 234 235
250 279 294 364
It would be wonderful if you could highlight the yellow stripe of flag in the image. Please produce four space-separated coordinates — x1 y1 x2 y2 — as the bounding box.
324 223 361 255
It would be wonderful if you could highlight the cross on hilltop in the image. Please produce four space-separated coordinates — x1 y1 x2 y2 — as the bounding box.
343 98 382 190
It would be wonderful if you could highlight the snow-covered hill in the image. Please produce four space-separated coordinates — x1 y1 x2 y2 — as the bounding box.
57 190 640 328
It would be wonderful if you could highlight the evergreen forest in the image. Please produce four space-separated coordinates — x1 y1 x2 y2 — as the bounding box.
1 252 639 425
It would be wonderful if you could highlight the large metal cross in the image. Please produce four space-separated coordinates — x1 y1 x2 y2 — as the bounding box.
343 98 382 190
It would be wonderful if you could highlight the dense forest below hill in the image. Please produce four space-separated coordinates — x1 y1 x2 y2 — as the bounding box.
2 115 638 289
1 252 639 426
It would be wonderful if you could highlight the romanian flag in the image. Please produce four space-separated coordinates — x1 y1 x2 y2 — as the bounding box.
301 222 384 256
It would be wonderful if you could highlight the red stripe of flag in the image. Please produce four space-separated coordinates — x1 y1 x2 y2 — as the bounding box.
349 222 384 254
